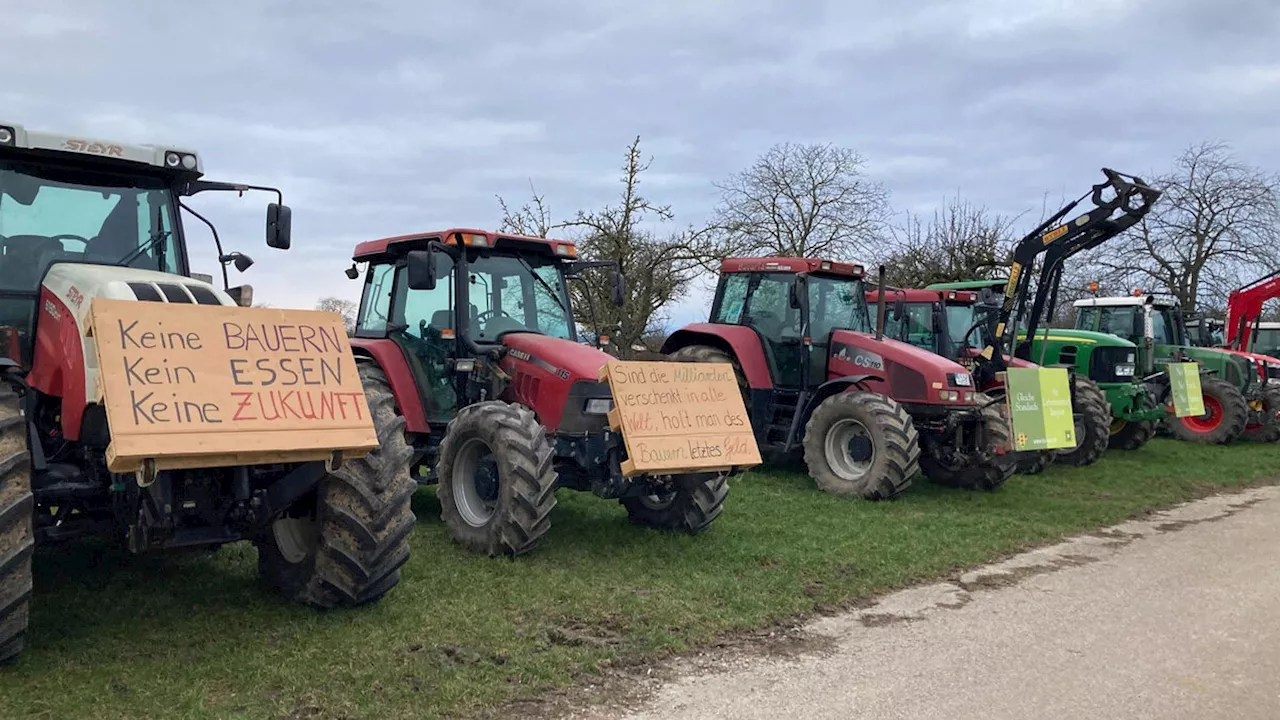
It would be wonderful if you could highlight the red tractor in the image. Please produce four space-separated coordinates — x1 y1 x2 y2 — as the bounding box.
662 259 1017 500
345 229 733 556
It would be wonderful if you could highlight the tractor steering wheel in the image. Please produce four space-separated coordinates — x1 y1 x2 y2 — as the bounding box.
475 308 516 324
49 234 91 248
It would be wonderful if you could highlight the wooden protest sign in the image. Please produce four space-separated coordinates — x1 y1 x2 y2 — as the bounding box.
598 360 762 476
89 298 378 473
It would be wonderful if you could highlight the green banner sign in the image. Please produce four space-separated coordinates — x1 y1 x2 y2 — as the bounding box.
1167 362 1205 417
1005 367 1076 451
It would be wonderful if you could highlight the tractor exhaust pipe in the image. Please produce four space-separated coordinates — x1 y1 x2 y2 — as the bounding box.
875 265 887 341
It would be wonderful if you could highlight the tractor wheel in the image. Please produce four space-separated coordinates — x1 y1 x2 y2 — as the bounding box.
1164 376 1248 445
1015 452 1053 475
257 364 417 608
1241 385 1280 443
1051 374 1111 466
802 391 919 500
920 392 1017 492
436 401 558 556
0 387 32 665
620 473 728 534
667 344 749 408
1108 386 1159 451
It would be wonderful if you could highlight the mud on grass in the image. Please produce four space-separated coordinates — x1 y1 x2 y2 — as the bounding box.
3 439 1280 720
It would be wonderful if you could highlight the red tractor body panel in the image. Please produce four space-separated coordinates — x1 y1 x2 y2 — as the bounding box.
827 330 973 406
498 333 611 432
353 228 580 263
720 256 864 277
659 324 773 389
349 337 430 434
26 289 89 440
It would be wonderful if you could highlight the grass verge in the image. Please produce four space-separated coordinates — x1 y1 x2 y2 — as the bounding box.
2 438 1278 719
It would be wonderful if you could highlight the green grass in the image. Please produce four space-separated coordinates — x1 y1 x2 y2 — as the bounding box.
3 438 1279 719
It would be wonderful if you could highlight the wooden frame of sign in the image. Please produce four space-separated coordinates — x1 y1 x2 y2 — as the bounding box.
597 360 762 477
89 298 379 473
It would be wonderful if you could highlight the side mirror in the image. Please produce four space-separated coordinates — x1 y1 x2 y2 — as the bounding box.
226 285 254 307
610 270 625 307
892 296 906 321
407 249 438 291
344 263 360 280
266 203 292 250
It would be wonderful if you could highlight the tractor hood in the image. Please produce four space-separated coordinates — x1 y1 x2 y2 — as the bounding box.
1019 328 1138 349
498 333 614 433
828 329 979 407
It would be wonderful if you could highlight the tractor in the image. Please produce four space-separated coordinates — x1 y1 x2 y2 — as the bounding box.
661 258 1017 500
928 278 1162 453
869 286 1084 474
344 229 732 557
0 122 417 665
1073 292 1276 444
929 168 1165 460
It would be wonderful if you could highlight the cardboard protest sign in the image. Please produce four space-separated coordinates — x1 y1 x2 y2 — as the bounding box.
598 360 761 476
1167 362 1206 418
89 298 378 472
1004 367 1076 451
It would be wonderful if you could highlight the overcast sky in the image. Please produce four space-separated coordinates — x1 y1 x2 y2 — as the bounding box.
4 0 1278 329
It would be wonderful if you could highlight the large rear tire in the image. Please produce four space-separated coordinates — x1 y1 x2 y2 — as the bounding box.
436 401 558 556
621 473 728 534
919 392 1017 492
1107 386 1159 451
1051 374 1111 466
1164 376 1248 445
1241 385 1280 443
257 364 417 607
0 387 32 665
802 391 919 500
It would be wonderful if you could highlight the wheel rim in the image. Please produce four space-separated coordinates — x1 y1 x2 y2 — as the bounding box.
1109 418 1127 436
452 437 501 527
1180 393 1224 433
824 418 875 481
272 514 320 564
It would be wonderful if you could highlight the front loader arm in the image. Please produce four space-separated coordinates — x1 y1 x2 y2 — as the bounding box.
1225 269 1280 350
975 169 1161 382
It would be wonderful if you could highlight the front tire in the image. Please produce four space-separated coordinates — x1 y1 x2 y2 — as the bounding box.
436 401 558 556
1108 385 1159 451
257 364 417 608
1052 374 1111 466
802 391 919 500
1241 385 1280 443
1164 376 1248 445
621 473 728 534
0 387 32 665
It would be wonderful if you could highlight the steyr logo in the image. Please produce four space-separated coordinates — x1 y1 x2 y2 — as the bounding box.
62 139 124 157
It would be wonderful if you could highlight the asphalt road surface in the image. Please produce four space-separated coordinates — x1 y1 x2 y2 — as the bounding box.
568 486 1280 720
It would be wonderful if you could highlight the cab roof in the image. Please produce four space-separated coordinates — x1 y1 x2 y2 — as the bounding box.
1073 295 1176 309
0 120 204 176
352 228 579 262
865 287 979 303
720 257 864 277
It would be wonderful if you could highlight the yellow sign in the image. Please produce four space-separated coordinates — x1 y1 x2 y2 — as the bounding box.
598 360 762 476
89 298 378 472
1042 224 1068 244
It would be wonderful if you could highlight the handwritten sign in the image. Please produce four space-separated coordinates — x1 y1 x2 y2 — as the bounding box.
1004 367 1076 450
598 360 761 476
89 298 378 472
1167 362 1205 417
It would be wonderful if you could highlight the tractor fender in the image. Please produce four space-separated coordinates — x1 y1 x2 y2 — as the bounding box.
802 374 883 417
661 324 772 389
349 338 429 434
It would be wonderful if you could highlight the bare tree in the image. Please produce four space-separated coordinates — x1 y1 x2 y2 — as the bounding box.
315 296 358 334
1089 142 1280 311
878 195 1019 288
702 142 890 261
496 136 704 357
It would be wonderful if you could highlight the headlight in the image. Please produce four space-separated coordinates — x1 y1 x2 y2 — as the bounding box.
947 372 973 387
584 398 614 415
1114 363 1135 377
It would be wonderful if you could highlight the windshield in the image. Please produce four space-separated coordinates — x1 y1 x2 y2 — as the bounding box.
1253 328 1280 355
809 275 870 338
464 252 574 342
884 301 935 351
1152 307 1179 345
945 303 984 348
0 162 182 292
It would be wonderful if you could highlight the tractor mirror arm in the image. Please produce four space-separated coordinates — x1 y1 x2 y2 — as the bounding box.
181 179 293 251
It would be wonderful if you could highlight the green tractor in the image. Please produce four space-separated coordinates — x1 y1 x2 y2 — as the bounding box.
1073 293 1277 444
929 279 1165 451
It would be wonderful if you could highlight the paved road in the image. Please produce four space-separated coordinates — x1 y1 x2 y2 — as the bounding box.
570 487 1280 720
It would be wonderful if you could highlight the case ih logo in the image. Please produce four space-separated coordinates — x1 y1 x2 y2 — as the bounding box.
66 285 85 308
62 139 124 157
507 349 533 362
